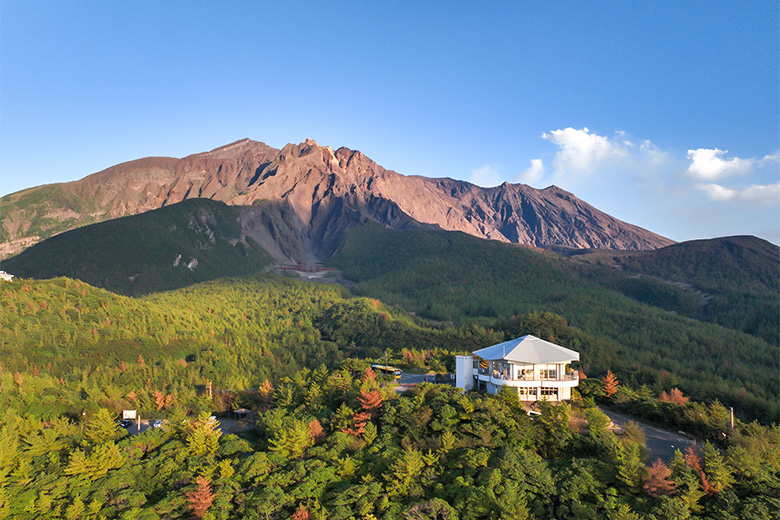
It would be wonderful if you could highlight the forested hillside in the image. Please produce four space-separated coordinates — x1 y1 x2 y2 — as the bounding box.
0 199 276 296
1 273 778 518
0 275 504 389
330 223 779 422
565 236 780 344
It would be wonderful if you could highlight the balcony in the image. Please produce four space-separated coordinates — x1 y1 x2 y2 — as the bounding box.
475 368 579 387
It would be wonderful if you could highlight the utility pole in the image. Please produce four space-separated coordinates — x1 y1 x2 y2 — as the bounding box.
206 379 212 399
729 407 734 433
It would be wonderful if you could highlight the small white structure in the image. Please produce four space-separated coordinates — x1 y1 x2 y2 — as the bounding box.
455 335 580 401
0 271 13 282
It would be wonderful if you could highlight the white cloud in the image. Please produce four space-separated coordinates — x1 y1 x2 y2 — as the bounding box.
742 183 780 202
697 182 780 204
686 148 752 180
516 158 544 185
696 183 738 201
469 164 503 187
757 152 780 168
542 127 627 174
463 126 778 242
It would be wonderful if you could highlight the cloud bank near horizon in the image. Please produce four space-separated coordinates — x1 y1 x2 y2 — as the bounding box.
467 127 780 243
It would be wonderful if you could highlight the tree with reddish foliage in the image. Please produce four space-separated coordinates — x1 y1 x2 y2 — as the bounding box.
342 411 371 436
362 366 376 384
308 419 325 444
185 476 214 519
577 368 587 380
357 387 383 418
602 370 619 397
659 388 690 406
153 389 175 410
684 445 714 495
684 445 702 471
642 458 676 497
291 504 310 520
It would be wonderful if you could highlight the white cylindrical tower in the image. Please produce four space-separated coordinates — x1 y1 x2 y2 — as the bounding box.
455 355 474 392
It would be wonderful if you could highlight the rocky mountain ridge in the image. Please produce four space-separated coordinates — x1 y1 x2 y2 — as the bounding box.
0 138 674 260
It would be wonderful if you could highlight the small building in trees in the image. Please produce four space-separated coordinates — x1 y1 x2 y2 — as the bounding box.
455 335 580 401
0 271 13 282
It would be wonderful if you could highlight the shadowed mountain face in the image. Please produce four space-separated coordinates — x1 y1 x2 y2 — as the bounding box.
0 138 674 260
563 235 780 294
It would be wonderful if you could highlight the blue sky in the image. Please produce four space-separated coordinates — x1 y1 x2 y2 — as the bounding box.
2 1 778 243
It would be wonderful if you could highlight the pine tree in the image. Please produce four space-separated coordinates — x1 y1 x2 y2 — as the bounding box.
660 388 690 406
185 476 214 519
642 458 676 497
291 504 310 520
602 370 619 397
684 445 714 496
186 413 222 457
362 366 377 384
357 387 383 419
82 408 121 445
702 441 734 494
307 419 325 444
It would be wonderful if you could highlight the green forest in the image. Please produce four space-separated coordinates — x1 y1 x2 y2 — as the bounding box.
1 273 778 518
2 356 778 519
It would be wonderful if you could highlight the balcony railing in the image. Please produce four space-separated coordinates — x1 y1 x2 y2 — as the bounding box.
475 368 578 382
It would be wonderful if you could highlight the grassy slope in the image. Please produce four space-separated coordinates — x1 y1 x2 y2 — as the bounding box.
329 223 779 420
1 199 274 295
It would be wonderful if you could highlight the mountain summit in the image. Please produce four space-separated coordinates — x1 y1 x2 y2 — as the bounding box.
0 139 673 259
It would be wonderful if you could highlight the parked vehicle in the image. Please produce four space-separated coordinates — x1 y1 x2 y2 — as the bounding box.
371 364 403 378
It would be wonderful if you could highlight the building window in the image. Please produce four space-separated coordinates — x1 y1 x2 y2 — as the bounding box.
540 369 556 380
540 387 558 397
518 387 535 396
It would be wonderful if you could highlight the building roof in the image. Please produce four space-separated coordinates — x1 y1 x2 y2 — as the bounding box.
471 334 579 364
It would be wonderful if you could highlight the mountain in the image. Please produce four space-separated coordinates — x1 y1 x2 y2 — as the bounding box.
561 235 780 294
560 235 780 343
0 138 674 260
0 199 285 295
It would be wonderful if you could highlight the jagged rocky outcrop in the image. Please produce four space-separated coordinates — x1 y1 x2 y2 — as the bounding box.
0 138 674 260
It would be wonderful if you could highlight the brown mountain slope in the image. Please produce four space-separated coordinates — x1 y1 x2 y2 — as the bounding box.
0 138 673 259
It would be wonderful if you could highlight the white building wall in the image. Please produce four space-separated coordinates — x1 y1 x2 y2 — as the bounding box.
455 355 474 392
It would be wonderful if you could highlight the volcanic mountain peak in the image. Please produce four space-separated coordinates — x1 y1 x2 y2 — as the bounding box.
195 138 277 160
0 138 674 260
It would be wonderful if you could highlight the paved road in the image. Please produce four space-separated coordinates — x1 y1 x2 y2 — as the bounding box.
395 373 438 393
125 417 250 436
600 407 694 462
